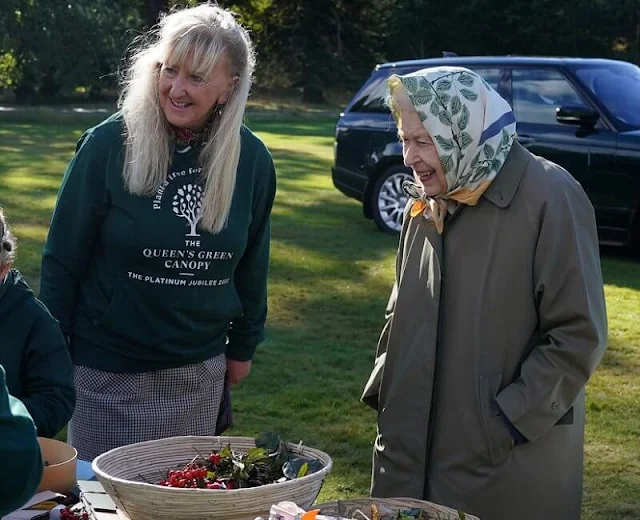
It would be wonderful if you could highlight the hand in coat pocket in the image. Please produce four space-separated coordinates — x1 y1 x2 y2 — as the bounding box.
479 374 515 466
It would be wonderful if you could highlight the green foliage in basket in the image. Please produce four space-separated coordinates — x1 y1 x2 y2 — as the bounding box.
159 432 324 489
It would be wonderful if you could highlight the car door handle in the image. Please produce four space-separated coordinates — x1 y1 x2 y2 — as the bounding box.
517 134 534 145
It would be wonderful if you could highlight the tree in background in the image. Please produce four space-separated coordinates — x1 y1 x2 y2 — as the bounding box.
226 0 394 102
0 0 141 103
384 0 621 60
384 0 446 60
0 0 638 104
615 0 640 63
145 0 170 28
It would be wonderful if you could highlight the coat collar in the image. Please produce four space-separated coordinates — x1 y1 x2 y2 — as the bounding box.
482 141 530 208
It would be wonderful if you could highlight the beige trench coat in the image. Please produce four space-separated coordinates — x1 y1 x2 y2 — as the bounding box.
362 142 608 519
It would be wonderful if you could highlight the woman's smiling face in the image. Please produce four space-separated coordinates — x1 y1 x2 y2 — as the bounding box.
158 53 235 130
399 108 448 197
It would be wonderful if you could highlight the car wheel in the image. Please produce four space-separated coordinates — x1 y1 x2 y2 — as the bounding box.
371 166 413 233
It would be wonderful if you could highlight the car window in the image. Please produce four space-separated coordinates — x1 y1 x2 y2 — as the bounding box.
467 68 501 91
573 62 640 130
512 68 588 125
350 66 503 113
349 72 393 113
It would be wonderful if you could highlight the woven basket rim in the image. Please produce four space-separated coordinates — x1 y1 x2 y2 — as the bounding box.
92 435 333 493
314 497 479 520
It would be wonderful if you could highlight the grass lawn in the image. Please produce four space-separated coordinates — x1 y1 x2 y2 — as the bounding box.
0 113 639 519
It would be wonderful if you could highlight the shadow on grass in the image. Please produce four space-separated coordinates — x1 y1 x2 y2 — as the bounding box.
0 125 82 180
600 247 640 291
248 119 338 138
597 337 640 378
226 119 389 495
0 101 341 126
0 126 76 222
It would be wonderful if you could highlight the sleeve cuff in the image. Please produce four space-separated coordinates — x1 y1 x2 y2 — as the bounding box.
225 343 256 362
495 401 528 445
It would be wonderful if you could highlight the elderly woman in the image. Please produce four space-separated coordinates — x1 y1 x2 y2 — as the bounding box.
0 364 43 516
0 209 75 438
39 3 276 461
362 67 607 519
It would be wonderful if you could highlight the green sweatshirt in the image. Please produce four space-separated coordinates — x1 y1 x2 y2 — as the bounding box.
0 364 43 516
40 112 276 373
0 269 75 438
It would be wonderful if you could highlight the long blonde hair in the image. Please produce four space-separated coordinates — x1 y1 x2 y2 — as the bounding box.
118 3 255 233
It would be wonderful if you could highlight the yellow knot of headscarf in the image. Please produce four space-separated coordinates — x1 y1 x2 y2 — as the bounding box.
410 198 446 234
406 180 493 234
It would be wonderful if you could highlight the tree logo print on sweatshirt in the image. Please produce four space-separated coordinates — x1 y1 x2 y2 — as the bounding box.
141 169 235 287
172 184 203 237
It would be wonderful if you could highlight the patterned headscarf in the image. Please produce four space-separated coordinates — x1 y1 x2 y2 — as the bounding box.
388 66 517 233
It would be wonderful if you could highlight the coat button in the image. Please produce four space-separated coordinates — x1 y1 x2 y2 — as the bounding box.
551 401 559 411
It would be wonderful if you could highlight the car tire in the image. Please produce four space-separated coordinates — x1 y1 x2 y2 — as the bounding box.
371 165 413 234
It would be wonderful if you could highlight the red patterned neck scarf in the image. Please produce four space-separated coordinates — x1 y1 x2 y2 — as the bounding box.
173 126 207 148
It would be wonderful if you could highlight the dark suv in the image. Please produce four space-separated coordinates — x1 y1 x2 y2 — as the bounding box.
332 56 640 247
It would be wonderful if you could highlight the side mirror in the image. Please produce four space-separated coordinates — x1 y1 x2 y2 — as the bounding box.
556 105 599 128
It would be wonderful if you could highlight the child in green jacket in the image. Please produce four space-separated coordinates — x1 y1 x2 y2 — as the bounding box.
0 364 43 515
0 209 75 438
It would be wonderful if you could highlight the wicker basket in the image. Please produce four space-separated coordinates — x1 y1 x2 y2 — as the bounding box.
315 497 479 520
92 435 333 520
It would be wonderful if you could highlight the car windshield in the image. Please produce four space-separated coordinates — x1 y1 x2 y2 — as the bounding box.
573 62 640 130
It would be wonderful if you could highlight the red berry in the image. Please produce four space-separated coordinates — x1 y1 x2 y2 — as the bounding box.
208 453 220 465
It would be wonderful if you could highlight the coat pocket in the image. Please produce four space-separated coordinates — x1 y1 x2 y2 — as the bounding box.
555 406 574 425
478 373 514 465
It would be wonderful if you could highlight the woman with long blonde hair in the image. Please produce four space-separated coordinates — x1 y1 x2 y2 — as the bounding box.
40 3 276 461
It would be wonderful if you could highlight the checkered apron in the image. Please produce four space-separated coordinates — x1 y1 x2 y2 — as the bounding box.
68 354 226 462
